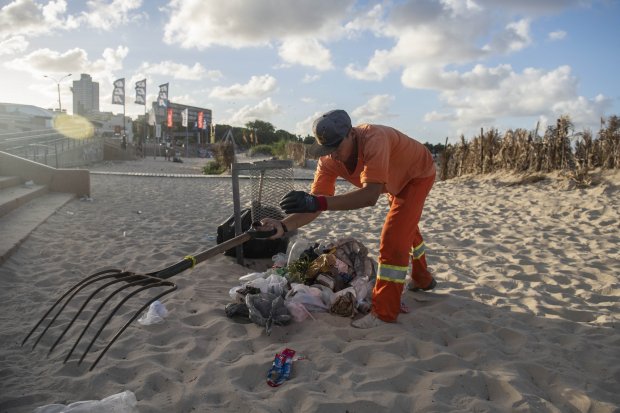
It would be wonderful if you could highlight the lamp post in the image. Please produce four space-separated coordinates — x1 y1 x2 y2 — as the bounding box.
44 74 72 112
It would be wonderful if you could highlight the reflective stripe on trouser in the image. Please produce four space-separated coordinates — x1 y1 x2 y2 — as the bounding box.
371 173 435 323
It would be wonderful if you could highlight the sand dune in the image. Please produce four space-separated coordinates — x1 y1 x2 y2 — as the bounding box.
1 159 619 412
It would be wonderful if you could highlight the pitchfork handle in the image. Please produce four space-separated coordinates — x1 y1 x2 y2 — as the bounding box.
155 226 277 280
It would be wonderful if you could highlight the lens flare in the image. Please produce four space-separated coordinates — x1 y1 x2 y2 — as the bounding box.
52 114 94 140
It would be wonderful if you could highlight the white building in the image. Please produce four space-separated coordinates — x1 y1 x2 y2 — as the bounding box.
71 74 99 116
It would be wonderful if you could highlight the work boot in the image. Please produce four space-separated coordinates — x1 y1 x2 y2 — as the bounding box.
352 314 387 329
409 277 437 292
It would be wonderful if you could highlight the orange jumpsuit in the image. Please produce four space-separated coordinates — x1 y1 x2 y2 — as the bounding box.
311 124 436 322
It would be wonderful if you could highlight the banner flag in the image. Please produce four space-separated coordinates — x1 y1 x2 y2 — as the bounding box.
255 132 258 145
112 78 125 105
148 108 156 126
157 83 169 108
156 124 161 138
243 134 247 143
198 111 204 129
167 108 173 127
193 118 198 130
135 79 146 105
250 132 253 143
203 119 207 129
181 108 188 127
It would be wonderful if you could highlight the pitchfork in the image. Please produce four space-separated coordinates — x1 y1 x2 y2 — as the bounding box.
22 225 276 372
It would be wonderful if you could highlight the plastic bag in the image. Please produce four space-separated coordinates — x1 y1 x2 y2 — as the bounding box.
351 277 368 302
285 284 329 313
34 390 137 413
333 286 356 301
239 272 265 282
284 301 313 322
246 277 269 293
272 253 288 268
137 301 167 325
229 286 244 301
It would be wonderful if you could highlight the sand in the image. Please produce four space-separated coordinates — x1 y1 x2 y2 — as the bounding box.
1 157 620 412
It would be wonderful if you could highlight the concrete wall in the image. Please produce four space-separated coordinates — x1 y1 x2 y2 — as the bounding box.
57 137 104 168
0 151 90 197
104 141 134 161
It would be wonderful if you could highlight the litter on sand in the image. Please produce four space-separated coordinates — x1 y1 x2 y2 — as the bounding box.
25 180 34 185
33 390 137 413
224 236 379 334
138 301 168 325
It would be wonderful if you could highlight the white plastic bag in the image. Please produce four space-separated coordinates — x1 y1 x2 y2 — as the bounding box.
284 301 315 322
137 301 167 325
229 286 244 301
286 283 329 312
351 277 368 302
34 390 137 413
272 253 288 268
239 272 264 282
246 277 269 293
333 287 356 301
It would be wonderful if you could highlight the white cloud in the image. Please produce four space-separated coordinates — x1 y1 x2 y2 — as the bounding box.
4 45 128 83
169 94 197 106
423 112 457 122
482 18 532 54
209 74 277 99
422 65 613 129
295 111 322 135
302 74 320 83
301 97 316 103
0 0 78 39
0 35 28 55
278 38 334 70
351 95 398 124
162 0 353 50
78 0 145 31
0 0 142 40
139 61 222 81
220 97 283 126
549 30 567 40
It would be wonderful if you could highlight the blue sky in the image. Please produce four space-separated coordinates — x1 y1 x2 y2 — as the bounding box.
1 0 618 144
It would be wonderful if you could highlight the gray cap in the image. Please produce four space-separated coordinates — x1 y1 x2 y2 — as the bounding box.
309 110 352 157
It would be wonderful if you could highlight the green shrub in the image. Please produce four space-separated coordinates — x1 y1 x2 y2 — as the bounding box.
273 139 288 159
202 161 226 175
250 144 274 157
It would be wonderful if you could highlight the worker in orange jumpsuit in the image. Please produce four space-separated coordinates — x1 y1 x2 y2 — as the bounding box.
261 110 437 328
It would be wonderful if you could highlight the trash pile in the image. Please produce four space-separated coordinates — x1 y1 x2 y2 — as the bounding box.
225 236 378 335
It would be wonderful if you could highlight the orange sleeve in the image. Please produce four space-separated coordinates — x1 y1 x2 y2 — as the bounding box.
360 135 389 185
310 157 338 196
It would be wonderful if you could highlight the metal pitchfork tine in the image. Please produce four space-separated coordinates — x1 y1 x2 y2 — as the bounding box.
22 224 276 372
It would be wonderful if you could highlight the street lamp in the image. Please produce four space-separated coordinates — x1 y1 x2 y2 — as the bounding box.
44 74 72 112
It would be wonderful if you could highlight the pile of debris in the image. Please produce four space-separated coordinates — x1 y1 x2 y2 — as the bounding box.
225 236 378 335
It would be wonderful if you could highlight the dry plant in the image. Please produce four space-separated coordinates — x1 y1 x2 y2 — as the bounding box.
211 141 236 170
437 113 619 185
286 141 307 167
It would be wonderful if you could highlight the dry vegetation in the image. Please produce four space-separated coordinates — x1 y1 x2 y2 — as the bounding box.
285 141 307 167
439 114 620 185
211 141 236 170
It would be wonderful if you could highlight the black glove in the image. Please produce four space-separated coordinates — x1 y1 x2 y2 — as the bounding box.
279 190 319 214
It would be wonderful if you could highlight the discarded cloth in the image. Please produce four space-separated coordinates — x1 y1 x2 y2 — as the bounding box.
246 293 291 336
330 291 356 318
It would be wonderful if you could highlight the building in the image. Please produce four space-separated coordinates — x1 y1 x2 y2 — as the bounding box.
71 74 99 116
152 101 212 143
0 103 56 137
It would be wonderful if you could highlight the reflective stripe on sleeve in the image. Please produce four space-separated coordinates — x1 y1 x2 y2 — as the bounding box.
377 263 408 283
410 242 425 260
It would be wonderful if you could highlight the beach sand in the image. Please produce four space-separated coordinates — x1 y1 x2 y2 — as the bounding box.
1 157 620 412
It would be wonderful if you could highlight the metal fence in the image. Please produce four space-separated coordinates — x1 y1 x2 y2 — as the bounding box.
0 127 96 169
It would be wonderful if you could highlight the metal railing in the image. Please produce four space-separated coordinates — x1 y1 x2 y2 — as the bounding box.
0 127 99 169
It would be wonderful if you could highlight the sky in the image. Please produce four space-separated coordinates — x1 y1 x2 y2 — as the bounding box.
0 0 619 145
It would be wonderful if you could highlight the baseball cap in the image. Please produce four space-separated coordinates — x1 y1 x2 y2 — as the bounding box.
309 110 352 157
